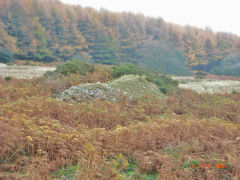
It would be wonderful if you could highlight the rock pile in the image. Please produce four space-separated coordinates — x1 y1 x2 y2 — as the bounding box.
58 82 130 102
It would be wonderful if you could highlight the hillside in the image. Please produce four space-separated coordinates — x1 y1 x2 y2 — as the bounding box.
0 0 240 76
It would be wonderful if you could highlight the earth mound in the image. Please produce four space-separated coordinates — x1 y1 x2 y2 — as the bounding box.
109 75 165 98
58 75 164 102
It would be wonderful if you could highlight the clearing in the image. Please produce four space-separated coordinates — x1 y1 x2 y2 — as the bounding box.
173 76 240 94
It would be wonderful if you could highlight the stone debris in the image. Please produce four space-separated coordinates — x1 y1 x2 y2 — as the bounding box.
58 82 131 102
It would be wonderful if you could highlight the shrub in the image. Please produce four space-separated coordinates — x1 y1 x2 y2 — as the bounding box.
5 76 12 82
153 75 178 94
144 73 178 94
55 60 94 76
112 63 145 78
232 89 237 94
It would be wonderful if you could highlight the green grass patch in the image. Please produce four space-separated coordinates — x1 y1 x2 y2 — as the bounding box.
52 165 78 179
121 163 159 180
109 75 165 99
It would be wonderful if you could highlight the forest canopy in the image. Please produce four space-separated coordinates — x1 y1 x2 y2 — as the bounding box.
0 0 240 75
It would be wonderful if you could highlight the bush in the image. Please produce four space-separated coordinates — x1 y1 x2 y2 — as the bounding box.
152 75 178 94
232 89 237 94
112 63 145 78
5 76 12 82
55 60 94 76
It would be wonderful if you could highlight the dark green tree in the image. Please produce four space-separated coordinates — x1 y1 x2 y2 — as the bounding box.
92 33 119 65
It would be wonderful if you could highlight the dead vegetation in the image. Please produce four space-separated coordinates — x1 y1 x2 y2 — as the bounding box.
0 66 240 179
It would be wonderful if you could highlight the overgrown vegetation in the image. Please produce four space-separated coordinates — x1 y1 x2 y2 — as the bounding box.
43 63 112 94
112 63 146 78
43 61 178 95
1 1 240 179
54 60 94 76
0 62 240 179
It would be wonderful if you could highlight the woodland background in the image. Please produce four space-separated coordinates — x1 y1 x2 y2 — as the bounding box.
1 0 240 76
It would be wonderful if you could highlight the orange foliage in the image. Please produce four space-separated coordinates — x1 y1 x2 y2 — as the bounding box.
0 76 240 179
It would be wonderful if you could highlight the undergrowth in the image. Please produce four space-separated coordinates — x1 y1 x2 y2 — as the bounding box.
0 63 240 179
